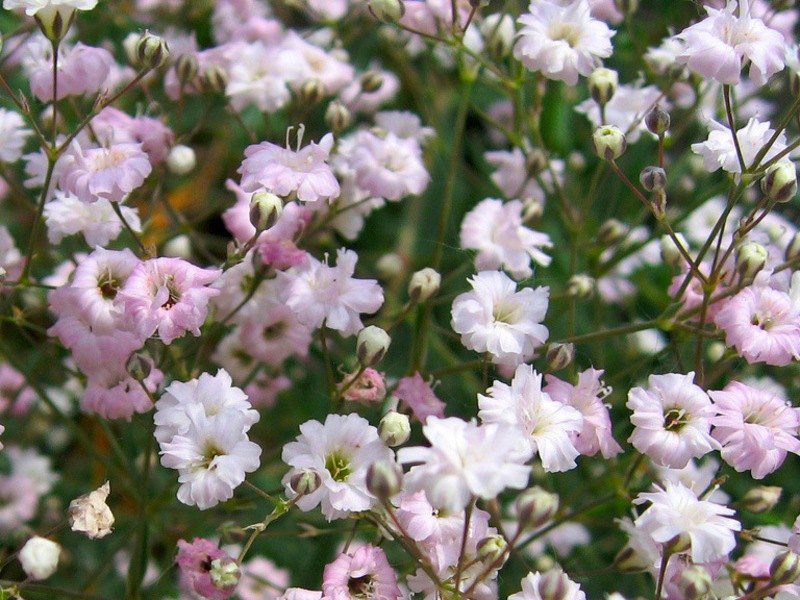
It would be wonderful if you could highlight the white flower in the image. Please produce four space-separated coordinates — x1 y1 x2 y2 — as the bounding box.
451 270 549 367
479 365 583 472
691 117 788 174
18 536 61 580
509 571 586 600
44 191 141 247
633 480 741 564
514 0 615 86
460 198 553 279
281 413 395 521
0 108 31 163
225 41 304 114
397 416 532 512
3 0 97 16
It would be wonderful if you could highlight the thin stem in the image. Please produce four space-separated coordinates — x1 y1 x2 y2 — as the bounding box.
19 158 57 284
319 325 336 401
654 550 671 600
111 201 148 255
723 85 747 173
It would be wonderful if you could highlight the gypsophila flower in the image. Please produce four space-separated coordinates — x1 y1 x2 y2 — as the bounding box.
59 141 152 204
0 108 31 163
18 536 60 581
176 538 238 600
509 571 586 600
238 557 289 600
691 117 788 174
44 191 142 247
514 0 615 86
68 481 114 539
394 372 446 423
322 545 401 600
4 0 97 16
627 372 719 469
633 480 741 564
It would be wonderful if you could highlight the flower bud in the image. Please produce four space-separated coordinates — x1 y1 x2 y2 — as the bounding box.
650 189 667 220
676 566 712 600
567 274 594 299
516 486 559 531
325 100 352 132
290 469 321 496
596 218 628 246
34 4 75 43
592 126 626 161
175 53 199 86
480 14 515 60
360 71 384 94
408 267 441 302
567 151 586 172
69 481 114 539
0 266 6 283
742 486 782 514
660 233 688 268
19 536 61 580
376 253 404 279
199 65 229 94
126 353 153 381
736 241 768 280
639 166 666 192
379 411 411 447
762 162 798 203
300 79 326 105
526 149 548 178
368 0 405 22
614 0 639 17
357 326 391 366
477 535 508 566
645 104 670 136
136 32 170 70
546 343 575 371
664 532 692 554
613 544 652 573
588 67 618 106
537 570 573 600
249 191 283 232
366 461 403 500
163 234 192 259
210 557 241 591
786 231 800 262
166 144 197 176
770 550 800 585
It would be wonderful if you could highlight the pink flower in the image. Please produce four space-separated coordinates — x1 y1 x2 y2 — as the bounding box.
0 108 31 163
24 39 113 102
92 107 174 164
709 381 800 479
714 272 800 366
118 257 221 345
677 0 785 85
82 360 163 421
394 373 446 423
238 557 289 600
460 198 552 279
277 248 383 337
514 0 615 86
59 141 152 203
322 545 401 600
239 131 340 203
691 117 787 174
176 538 238 600
237 302 312 365
451 270 549 367
627 372 720 469
544 369 623 459
337 368 386 404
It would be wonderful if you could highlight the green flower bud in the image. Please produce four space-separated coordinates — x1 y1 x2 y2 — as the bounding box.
477 535 508 566
210 558 241 590
357 326 391 366
379 411 411 447
360 71 384 94
136 32 170 70
645 104 670 136
175 53 199 87
325 100 352 133
368 0 405 22
34 4 75 43
676 566 712 600
770 550 800 585
516 486 559 531
762 162 798 203
546 343 575 371
199 65 229 94
742 486 782 514
567 274 595 299
736 241 768 280
249 191 283 232
290 469 321 496
588 67 618 106
408 268 441 302
595 218 628 246
366 461 403 500
300 79 326 105
593 125 627 161
639 166 667 192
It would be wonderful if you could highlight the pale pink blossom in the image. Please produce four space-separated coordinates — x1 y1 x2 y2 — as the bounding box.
239 132 340 203
397 416 532 511
709 381 800 479
514 0 615 86
59 141 152 203
44 191 141 247
460 198 553 279
0 108 31 163
237 301 313 365
277 248 383 337
337 368 386 404
82 360 162 420
451 270 549 367
394 372 446 423
479 365 583 472
226 41 304 113
691 117 788 174
23 38 113 102
91 107 174 164
677 0 786 85
339 68 400 115
544 369 623 459
0 226 23 283
283 31 354 96
238 557 289 600
281 413 395 521
633 480 741 564
509 571 586 600
322 545 401 600
627 372 720 469
176 538 238 600
4 0 96 16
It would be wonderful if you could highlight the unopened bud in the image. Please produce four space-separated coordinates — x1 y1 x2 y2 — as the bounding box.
0 266 6 282
379 411 411 447
770 550 800 585
166 144 196 175
366 461 403 500
645 104 670 136
357 326 391 366
290 469 321 496
546 343 575 371
19 536 61 581
300 79 326 105
34 4 75 43
360 71 384 94
480 14 514 60
516 486 559 531
567 151 586 172
762 162 798 203
736 241 768 280
200 65 229 94
660 233 689 268
592 125 626 161
175 53 199 86
136 32 170 70
664 532 692 554
477 535 508 565
613 544 651 573
677 566 712 600
126 353 152 381
522 197 544 223
249 191 283 232
376 253 404 279
650 189 667 220
786 232 800 262
325 100 352 132
368 0 405 22
567 274 594 299
537 570 573 600
614 0 639 16
526 149 547 178
408 267 441 302
596 218 628 246
742 486 782 514
210 557 241 591
639 166 666 192
588 67 618 106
